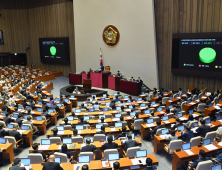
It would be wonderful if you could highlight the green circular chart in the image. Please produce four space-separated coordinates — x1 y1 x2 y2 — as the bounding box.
50 46 57 55
199 47 216 63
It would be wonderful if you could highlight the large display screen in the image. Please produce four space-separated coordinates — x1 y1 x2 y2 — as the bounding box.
39 37 70 65
172 32 222 77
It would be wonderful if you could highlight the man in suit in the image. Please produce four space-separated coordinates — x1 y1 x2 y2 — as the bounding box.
2 101 10 112
23 116 34 129
42 155 63 170
181 126 194 143
80 138 97 152
142 158 155 170
77 116 88 125
30 143 47 161
0 148 4 167
41 109 51 118
9 124 25 146
109 100 116 110
102 135 118 150
137 77 143 85
9 95 16 105
20 87 25 96
196 119 211 138
14 108 23 117
0 124 9 137
49 127 63 141
190 150 211 169
37 81 43 89
171 105 181 114
121 134 139 150
3 112 13 125
51 102 59 112
130 77 135 82
145 120 165 140
172 118 184 130
22 99 29 109
9 158 33 170
112 162 120 170
116 71 121 77
30 100 36 110
41 102 49 111
82 165 88 170
93 101 101 110
62 117 72 126
96 125 107 135
100 64 104 72
115 96 121 102
15 115 23 127
116 126 127 139
132 112 141 123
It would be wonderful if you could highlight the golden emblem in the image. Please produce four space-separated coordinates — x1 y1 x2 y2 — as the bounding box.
104 27 118 44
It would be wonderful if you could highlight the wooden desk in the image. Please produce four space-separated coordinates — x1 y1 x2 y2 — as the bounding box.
69 73 82 84
22 130 33 146
108 76 121 91
33 120 47 135
0 143 14 163
120 80 141 96
69 98 78 107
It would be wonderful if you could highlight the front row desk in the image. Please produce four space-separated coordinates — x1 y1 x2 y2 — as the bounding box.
69 72 141 95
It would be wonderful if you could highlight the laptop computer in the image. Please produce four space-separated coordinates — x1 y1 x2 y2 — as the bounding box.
138 98 142 101
37 108 42 112
41 139 51 145
130 112 136 117
182 143 191 151
124 95 128 99
187 99 191 103
211 164 221 170
84 137 93 143
177 125 185 131
157 107 162 112
192 122 199 128
24 115 29 120
188 110 194 114
141 103 146 107
216 114 221 120
47 103 51 106
162 116 169 121
63 138 72 144
62 94 65 97
21 125 29 130
106 102 111 106
136 150 147 158
147 119 154 124
2 112 6 116
76 125 84 130
177 112 183 118
7 124 14 129
203 138 211 146
103 94 107 98
168 105 173 109
115 122 122 128
11 104 14 107
36 116 43 121
79 155 90 163
169 97 173 100
83 116 90 121
84 103 88 107
64 99 69 103
47 97 50 100
115 114 121 118
27 107 32 110
205 118 211 124
55 157 61 164
75 109 81 113
116 106 121 110
89 108 95 112
96 124 103 129
103 108 109 111
20 158 31 167
67 116 74 121
144 110 150 114
129 105 133 109
48 109 54 113
55 98 59 101
161 129 169 135
91 95 96 98
18 105 23 109
113 93 117 96
0 138 6 144
209 103 213 107
56 126 64 131
151 101 156 105
108 153 119 161
57 103 62 107
13 114 18 118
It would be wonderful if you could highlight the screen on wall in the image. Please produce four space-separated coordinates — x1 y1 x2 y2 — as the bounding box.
172 32 222 77
39 37 70 65
0 31 4 45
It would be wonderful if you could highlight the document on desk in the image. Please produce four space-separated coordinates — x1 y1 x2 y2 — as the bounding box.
137 101 143 103
17 130 25 134
75 113 79 115
219 120 222 123
125 109 131 112
113 110 117 113
160 134 170 139
84 113 88 115
196 100 200 102
99 112 103 114
177 97 181 99
126 116 131 119
152 104 158 107
39 145 50 150
214 106 221 110
192 114 199 118
160 111 165 114
81 144 86 147
110 128 116 131
180 117 188 121
189 102 196 105
131 158 146 165
191 127 198 133
204 144 218 151
78 130 81 134
146 123 155 127
185 150 194 155
57 131 64 134
164 121 170 124
101 161 109 167
168 100 172 102
202 96 207 99
140 107 146 109
112 118 120 121
218 142 222 146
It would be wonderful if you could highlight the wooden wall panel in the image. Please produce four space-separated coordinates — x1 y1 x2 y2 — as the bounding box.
155 0 222 92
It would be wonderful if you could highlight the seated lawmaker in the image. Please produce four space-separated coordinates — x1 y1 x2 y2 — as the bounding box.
189 150 211 169
42 155 63 170
165 130 178 141
137 77 143 84
171 104 181 114
131 105 138 112
77 116 88 125
30 143 47 161
50 127 63 140
132 112 142 123
116 71 121 77
3 112 13 125
0 124 9 137
63 117 72 126
9 124 26 146
116 126 127 139
96 125 107 135
15 114 23 127
113 162 120 170
181 126 194 143
9 158 33 170
172 118 183 130
102 136 118 150
121 134 139 150
41 109 51 118
72 129 80 137
142 158 155 170
59 144 71 159
130 77 135 82
196 119 210 138
23 116 34 129
80 138 97 152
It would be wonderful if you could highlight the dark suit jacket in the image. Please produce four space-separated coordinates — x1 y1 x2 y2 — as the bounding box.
77 121 88 125
30 103 35 110
2 105 9 111
30 150 47 160
9 165 32 170
49 134 63 140
15 118 23 127
42 162 63 170
3 117 13 125
196 125 211 138
116 132 127 139
181 130 194 143
172 108 181 114
80 144 97 152
41 112 50 118
22 102 29 109
102 142 118 150
95 131 107 136
123 139 139 150
51 105 59 112
191 157 211 169
0 128 8 137
153 125 165 135
9 129 22 141
100 66 104 71
142 167 155 170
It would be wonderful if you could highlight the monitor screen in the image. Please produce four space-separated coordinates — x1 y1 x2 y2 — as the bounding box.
57 104 62 107
157 107 162 112
136 150 147 158
168 105 173 109
7 124 14 129
55 157 61 164
70 95 74 98
75 109 81 113
47 103 51 106
79 156 90 163
130 112 136 117
115 122 122 128
84 104 87 107
62 94 65 97
141 103 146 107
27 107 31 110
89 109 95 112
169 97 173 100
67 116 74 121
36 116 43 121
177 113 182 118
103 108 109 111
83 116 90 120
124 95 128 99
38 101 42 105
182 143 191 151
55 98 59 101
20 158 31 166
56 126 64 131
194 97 198 100
203 138 211 146
189 110 194 114
129 105 133 109
11 104 14 107
147 119 154 124
13 114 18 118
217 114 221 120
211 164 221 170
144 110 150 114
103 94 107 97
151 101 156 105
192 122 199 128
0 138 6 144
96 124 103 129
64 99 69 103
155 94 158 97
48 109 54 113
41 139 51 145
115 114 121 118
21 125 29 130
162 116 169 121
161 129 169 134
84 137 93 143
76 125 84 130
18 105 22 109
209 103 213 107
100 98 105 101
205 118 211 124
178 125 185 131
138 98 142 101
108 153 119 161
63 138 72 144
113 93 117 96
142 92 145 94
187 100 191 103
106 102 110 106
116 106 121 110
47 97 50 100
37 108 42 112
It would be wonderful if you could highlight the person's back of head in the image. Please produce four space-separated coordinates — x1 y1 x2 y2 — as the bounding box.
185 126 190 131
73 129 78 135
121 106 124 111
5 112 9 117
199 149 206 158
127 134 132 140
27 116 32 121
200 119 205 125
0 124 4 129
61 144 67 153
53 127 58 135
166 108 170 113
92 96 95 99
107 135 113 144
146 157 153 167
28 109 31 114
171 130 176 136
188 114 194 121
135 113 139 118
95 101 98 105
80 116 84 122
82 164 88 170
120 116 124 121
101 117 105 123
122 126 126 132
151 111 155 117
157 120 161 126
13 158 21 166
86 138 91 145
113 161 120 170
176 118 181 124
32 143 38 150
43 109 47 113
81 103 84 107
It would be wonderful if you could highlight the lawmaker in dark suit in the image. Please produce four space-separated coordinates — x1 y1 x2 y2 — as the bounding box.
62 118 72 126
116 126 127 139
137 77 143 85
51 103 59 112
9 124 22 141
196 119 211 138
145 120 165 140
131 105 138 112
96 125 107 135
0 124 9 137
22 99 29 109
132 112 142 123
80 138 97 152
9 158 33 170
15 115 23 127
41 109 51 118
30 143 47 161
42 155 63 170
59 144 71 159
77 116 88 125
102 135 118 150
49 127 63 141
142 158 156 170
172 118 184 130
122 134 139 150
190 150 211 169
3 112 13 125
181 126 194 143
109 100 116 110
2 101 10 112
171 105 181 114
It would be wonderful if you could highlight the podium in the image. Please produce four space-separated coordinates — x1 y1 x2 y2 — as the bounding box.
83 79 91 89
108 75 121 91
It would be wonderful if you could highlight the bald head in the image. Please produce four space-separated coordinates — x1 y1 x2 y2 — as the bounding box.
48 155 55 162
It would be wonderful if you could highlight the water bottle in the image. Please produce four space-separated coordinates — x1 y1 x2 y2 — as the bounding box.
213 138 216 144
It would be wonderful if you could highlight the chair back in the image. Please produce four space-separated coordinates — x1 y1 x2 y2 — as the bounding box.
198 93 203 98
205 131 217 142
28 153 43 164
49 137 61 144
126 146 140 157
168 139 182 154
196 160 213 170
197 103 206 113
4 136 16 149
135 110 141 114
156 128 166 135
160 106 166 110
79 152 94 161
64 125 72 130
54 152 68 162
192 95 197 101
120 112 127 117
189 120 199 129
133 119 144 130
94 134 106 142
72 136 83 143
122 121 127 127
104 149 118 159
152 117 160 122
84 124 90 129
167 113 174 119
190 136 201 147
0 120 6 127
105 114 112 118
162 97 169 105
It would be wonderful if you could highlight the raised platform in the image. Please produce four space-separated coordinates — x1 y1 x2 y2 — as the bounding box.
60 85 107 101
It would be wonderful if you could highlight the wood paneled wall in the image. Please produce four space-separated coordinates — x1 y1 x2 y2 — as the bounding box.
0 0 75 76
155 0 222 92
